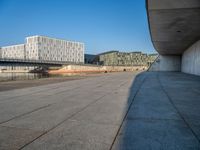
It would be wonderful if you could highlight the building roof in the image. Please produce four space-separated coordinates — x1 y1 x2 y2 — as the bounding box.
146 0 200 55
98 51 119 55
98 51 144 56
1 44 25 48
26 35 84 45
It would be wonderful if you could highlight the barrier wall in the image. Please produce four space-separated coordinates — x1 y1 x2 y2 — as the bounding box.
48 65 147 73
182 40 200 76
148 55 181 71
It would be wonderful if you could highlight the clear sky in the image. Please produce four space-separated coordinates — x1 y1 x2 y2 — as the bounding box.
0 0 156 54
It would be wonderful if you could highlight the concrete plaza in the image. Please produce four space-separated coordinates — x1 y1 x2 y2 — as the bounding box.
0 72 200 150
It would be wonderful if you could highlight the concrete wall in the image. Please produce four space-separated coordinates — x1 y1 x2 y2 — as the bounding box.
48 65 147 73
182 40 200 76
149 55 181 71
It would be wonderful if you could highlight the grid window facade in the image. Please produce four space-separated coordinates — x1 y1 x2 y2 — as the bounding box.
99 51 157 66
1 44 25 59
0 35 84 64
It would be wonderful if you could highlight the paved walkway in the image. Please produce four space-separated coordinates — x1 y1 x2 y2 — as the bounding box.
0 72 200 150
113 72 200 150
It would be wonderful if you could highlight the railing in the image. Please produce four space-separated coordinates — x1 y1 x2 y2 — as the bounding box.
147 55 160 71
0 58 84 65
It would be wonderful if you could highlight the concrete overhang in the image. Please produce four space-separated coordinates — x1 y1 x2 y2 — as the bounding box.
146 0 200 55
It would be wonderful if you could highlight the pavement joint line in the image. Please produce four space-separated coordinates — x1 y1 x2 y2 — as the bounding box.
157 72 200 144
126 116 182 121
0 77 125 128
68 118 121 127
0 76 107 102
7 72 114 92
0 124 43 132
18 94 108 150
0 79 92 102
18 77 128 150
0 85 68 102
45 86 81 96
0 104 53 125
0 76 96 101
53 81 116 104
0 76 88 94
109 73 147 150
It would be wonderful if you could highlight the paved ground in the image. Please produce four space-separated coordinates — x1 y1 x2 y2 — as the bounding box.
113 72 200 150
0 71 200 150
0 74 102 92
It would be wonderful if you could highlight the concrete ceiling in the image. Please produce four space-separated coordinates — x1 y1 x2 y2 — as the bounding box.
146 0 200 55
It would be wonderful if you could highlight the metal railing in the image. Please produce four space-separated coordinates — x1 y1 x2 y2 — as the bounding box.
0 58 84 65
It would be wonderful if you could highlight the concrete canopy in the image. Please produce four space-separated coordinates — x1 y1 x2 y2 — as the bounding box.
146 0 200 55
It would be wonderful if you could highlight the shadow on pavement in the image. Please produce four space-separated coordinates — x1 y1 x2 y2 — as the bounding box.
112 71 200 150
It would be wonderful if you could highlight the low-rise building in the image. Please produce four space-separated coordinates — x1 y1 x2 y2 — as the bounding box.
146 53 158 66
84 54 97 64
99 51 157 66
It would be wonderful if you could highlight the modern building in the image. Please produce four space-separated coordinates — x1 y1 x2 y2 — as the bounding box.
146 53 158 66
146 0 200 75
0 35 84 64
98 51 157 66
84 54 97 64
1 44 25 59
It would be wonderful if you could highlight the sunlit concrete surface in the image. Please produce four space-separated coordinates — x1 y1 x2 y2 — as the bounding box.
0 72 200 150
0 72 140 150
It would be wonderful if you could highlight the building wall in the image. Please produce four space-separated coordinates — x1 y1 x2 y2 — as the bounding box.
84 54 97 64
26 36 84 63
25 36 84 63
147 54 158 65
0 35 84 64
99 51 157 66
1 44 25 59
182 40 200 75
149 55 181 71
99 52 118 65
25 36 39 60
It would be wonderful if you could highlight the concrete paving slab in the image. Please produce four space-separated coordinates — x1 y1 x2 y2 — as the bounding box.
1 71 200 150
2 88 112 131
72 92 129 126
0 125 43 150
22 120 117 150
112 119 200 150
158 72 200 145
0 72 140 150
0 75 116 123
112 72 200 150
128 74 180 120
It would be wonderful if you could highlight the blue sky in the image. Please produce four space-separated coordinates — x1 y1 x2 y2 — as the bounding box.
0 0 156 54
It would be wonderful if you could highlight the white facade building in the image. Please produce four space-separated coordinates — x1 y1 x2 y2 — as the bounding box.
1 44 25 59
0 35 84 64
